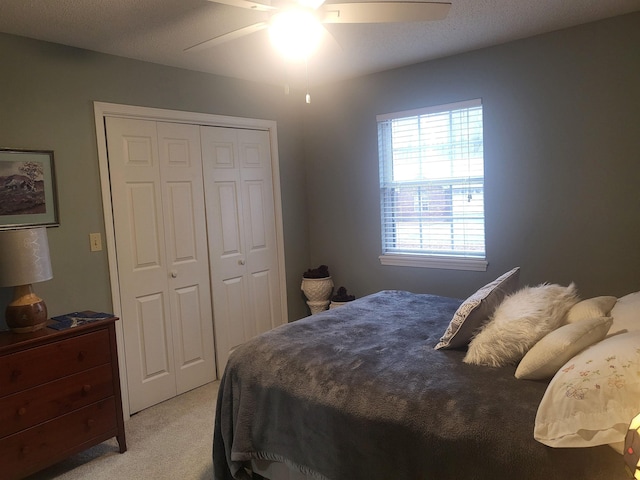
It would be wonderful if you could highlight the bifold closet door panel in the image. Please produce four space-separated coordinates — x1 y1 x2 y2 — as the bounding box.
105 118 215 413
201 126 283 377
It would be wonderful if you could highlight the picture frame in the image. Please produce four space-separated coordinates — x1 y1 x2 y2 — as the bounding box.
0 148 59 229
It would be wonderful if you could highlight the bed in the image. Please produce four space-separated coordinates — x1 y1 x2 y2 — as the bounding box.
213 271 637 480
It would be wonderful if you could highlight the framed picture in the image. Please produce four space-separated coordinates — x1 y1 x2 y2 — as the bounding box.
0 148 59 229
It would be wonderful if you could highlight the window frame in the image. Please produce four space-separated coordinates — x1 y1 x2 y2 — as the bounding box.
377 99 487 272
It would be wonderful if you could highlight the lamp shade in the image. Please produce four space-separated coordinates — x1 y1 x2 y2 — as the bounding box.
0 227 53 287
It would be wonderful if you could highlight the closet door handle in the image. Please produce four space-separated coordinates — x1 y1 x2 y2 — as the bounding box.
238 259 246 266
170 270 178 278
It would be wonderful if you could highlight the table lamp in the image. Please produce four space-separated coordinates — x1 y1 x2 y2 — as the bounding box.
625 413 640 479
0 227 53 333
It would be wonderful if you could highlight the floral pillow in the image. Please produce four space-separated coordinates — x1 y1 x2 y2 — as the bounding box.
434 267 520 350
534 331 640 448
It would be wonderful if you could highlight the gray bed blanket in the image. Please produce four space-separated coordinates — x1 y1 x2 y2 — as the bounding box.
213 290 626 480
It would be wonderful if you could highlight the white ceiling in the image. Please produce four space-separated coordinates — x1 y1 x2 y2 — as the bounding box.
0 0 638 89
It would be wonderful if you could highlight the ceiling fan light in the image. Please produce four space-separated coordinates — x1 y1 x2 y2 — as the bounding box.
268 10 323 61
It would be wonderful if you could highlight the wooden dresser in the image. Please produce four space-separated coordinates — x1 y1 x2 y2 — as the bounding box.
0 316 127 479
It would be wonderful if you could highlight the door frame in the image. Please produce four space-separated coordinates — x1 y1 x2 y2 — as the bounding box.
93 102 288 418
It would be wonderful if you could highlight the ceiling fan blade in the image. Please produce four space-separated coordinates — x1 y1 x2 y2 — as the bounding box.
206 0 276 12
319 1 451 24
298 0 327 9
184 22 269 52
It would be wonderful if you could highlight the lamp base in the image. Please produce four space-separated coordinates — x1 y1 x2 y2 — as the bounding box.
5 285 48 333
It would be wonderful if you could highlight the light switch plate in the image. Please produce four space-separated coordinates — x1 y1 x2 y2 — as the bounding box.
89 233 102 252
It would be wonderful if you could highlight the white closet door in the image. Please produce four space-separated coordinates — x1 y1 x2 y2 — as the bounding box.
106 118 215 413
157 122 216 395
201 126 284 376
237 129 282 337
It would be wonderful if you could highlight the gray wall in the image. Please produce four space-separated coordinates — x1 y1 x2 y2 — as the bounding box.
303 12 640 301
1 13 639 330
0 33 310 327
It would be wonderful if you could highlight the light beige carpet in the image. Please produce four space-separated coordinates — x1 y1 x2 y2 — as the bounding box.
27 381 219 480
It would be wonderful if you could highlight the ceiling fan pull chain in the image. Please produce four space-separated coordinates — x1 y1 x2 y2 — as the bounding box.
305 59 311 104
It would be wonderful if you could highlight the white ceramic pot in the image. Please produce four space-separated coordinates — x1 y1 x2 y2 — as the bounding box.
301 276 334 302
329 301 351 309
301 276 334 314
307 300 330 314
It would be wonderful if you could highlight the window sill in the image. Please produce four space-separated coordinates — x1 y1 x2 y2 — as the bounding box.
379 254 488 272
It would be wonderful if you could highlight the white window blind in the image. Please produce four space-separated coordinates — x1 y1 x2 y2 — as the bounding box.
377 99 486 270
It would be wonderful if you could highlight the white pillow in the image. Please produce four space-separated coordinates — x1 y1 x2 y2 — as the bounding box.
609 290 640 335
435 267 520 350
515 316 612 380
565 296 617 324
464 283 579 367
535 331 640 448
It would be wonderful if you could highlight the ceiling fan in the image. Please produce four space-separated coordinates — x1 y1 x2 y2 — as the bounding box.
184 0 452 55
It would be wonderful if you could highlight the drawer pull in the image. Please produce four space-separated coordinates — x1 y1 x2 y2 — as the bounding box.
77 351 86 361
10 369 22 381
17 407 27 416
82 384 92 394
87 418 96 428
21 446 30 456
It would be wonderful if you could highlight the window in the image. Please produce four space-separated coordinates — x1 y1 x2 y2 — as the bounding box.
377 99 486 271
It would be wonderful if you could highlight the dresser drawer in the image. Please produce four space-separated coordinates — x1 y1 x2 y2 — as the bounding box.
0 363 114 437
0 329 111 396
0 397 118 480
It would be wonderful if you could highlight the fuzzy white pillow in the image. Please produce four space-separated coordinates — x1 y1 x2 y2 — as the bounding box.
464 283 579 367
